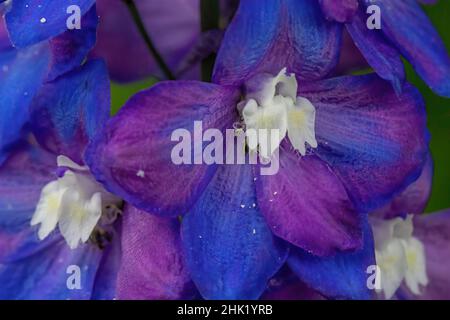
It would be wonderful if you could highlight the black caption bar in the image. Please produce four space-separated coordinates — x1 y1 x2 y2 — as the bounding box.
0 300 445 319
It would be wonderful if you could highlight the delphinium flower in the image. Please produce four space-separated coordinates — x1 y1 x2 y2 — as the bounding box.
0 1 130 299
0 1 98 164
369 155 450 300
319 0 450 97
86 0 429 300
0 59 123 299
0 1 201 299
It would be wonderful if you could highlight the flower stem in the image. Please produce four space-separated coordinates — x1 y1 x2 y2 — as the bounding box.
123 0 176 80
200 0 220 82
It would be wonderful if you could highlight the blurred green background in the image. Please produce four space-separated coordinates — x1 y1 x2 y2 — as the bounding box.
412 2 450 212
109 2 449 213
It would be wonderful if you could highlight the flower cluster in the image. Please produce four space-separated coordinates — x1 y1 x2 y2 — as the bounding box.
0 0 449 300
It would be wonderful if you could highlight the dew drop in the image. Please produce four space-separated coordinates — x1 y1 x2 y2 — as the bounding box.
136 170 145 178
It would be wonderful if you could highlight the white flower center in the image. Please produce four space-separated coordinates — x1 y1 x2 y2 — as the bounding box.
31 155 122 249
239 68 317 159
370 215 428 299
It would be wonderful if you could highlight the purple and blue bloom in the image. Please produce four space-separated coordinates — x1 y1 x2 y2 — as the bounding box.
0 2 134 300
0 59 123 299
0 1 200 300
86 0 429 300
1 0 447 301
320 0 450 97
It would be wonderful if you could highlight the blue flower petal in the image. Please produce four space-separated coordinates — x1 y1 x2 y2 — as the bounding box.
0 43 51 165
0 241 104 299
288 216 375 300
182 164 288 300
0 9 101 164
30 59 110 164
346 8 405 94
0 145 102 299
5 0 95 47
365 0 450 97
0 143 116 300
213 0 341 86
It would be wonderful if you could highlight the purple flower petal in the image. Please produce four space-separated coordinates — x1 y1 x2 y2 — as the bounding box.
30 59 110 165
255 149 361 257
346 8 405 93
365 0 450 97
319 0 359 23
92 0 200 82
116 205 194 300
0 143 56 263
182 164 288 300
213 0 342 86
288 217 375 300
86 81 240 217
301 74 429 214
5 0 95 47
374 153 433 219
